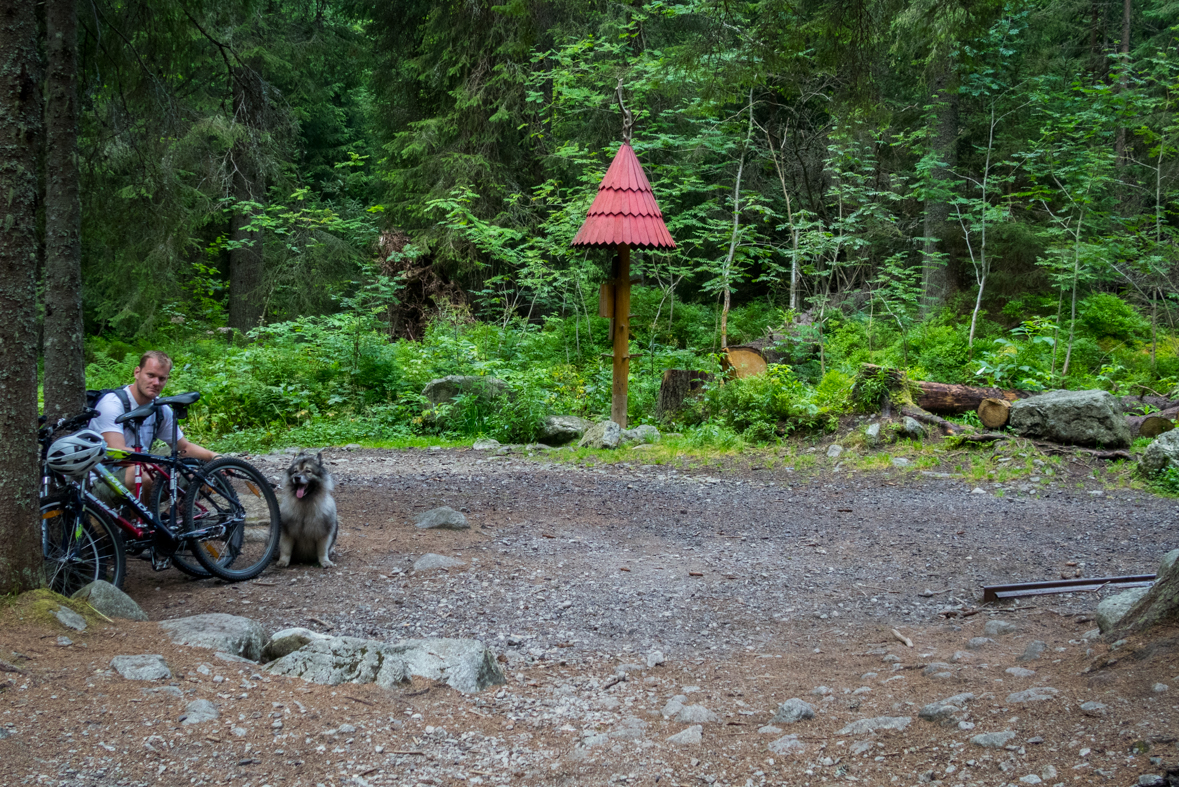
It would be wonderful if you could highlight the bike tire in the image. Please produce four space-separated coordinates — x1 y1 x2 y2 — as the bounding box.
187 457 280 582
148 460 217 579
41 497 126 595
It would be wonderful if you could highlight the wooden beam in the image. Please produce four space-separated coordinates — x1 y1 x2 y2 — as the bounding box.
611 246 631 427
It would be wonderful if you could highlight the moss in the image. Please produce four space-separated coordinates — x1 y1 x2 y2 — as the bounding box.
0 588 108 630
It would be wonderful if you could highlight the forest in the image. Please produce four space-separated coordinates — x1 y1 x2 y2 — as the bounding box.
8 0 1179 457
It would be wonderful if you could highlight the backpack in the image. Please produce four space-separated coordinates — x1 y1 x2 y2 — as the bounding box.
86 387 169 450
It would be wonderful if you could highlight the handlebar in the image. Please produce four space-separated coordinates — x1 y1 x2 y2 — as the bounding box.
38 407 99 444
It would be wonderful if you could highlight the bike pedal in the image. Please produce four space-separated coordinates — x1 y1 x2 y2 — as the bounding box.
150 553 172 571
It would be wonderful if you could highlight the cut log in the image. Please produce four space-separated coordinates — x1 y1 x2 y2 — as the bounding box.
721 346 768 379
656 370 713 418
1126 405 1179 437
916 381 1031 415
1138 415 1175 440
978 398 1011 429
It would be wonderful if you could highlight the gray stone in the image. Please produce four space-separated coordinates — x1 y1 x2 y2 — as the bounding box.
826 444 843 459
72 580 147 621
810 685 833 695
646 650 665 668
1005 667 1036 678
865 422 881 443
901 417 927 440
414 507 469 530
1008 389 1131 448
1153 682 1169 693
1017 640 1047 662
266 636 505 693
1159 548 1179 575
661 695 687 717
578 420 622 450
57 636 72 646
1006 687 1058 703
1018 775 1042 784
675 704 718 724
261 627 333 662
413 553 466 572
180 699 219 725
53 606 87 632
111 655 171 681
1080 701 1106 716
422 376 508 408
922 662 953 677
983 620 1018 637
970 730 1016 748
966 637 993 650
850 740 875 755
158 614 269 662
1096 586 1152 633
770 698 815 724
758 725 782 734
538 416 591 446
891 457 911 468
917 693 974 727
620 424 661 446
768 734 806 755
837 716 911 735
1141 430 1179 476
1138 776 1167 787
472 438 501 451
666 725 702 745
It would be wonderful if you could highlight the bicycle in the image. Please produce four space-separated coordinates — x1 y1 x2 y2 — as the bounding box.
42 392 283 583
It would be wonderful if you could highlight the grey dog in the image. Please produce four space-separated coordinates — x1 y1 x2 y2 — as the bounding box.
276 451 338 567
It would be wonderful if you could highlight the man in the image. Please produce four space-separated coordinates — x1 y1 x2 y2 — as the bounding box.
89 351 217 491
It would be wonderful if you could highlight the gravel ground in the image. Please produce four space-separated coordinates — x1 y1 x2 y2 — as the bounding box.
2 443 1178 787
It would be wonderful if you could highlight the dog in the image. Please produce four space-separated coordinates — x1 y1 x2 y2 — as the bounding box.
276 451 338 568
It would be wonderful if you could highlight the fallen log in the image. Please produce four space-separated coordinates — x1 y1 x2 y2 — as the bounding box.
915 381 1032 415
978 398 1011 429
1138 415 1176 440
899 405 969 436
1126 406 1179 438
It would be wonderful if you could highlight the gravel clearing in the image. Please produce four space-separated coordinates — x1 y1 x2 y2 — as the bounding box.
2 444 1178 786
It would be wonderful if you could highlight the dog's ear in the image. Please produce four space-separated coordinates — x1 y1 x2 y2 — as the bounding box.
316 450 324 465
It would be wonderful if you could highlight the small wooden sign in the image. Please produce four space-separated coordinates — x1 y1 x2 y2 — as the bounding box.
598 282 615 318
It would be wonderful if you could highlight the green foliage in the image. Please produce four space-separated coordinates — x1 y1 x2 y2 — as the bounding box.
1149 466 1179 496
1079 293 1150 342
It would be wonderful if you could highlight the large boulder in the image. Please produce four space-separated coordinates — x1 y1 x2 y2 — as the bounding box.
578 420 622 450
266 636 505 694
1140 430 1179 476
1096 586 1152 633
422 376 509 408
538 416 591 446
72 580 147 621
620 424 662 446
1008 389 1131 448
158 613 270 662
261 627 332 662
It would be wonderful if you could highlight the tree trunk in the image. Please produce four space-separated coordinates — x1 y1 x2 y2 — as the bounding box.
43 0 86 422
656 370 712 419
0 0 46 593
227 63 267 333
1114 0 1131 166
922 64 957 316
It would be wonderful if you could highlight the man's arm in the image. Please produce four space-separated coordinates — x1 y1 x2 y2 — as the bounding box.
177 438 218 462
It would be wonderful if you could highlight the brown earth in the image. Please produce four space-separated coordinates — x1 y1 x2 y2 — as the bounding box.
2 441 1178 787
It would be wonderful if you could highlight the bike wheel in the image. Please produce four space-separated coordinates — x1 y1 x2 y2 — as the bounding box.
148 461 215 579
187 457 280 582
41 497 126 595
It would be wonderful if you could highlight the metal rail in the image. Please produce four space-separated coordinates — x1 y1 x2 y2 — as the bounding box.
982 574 1156 603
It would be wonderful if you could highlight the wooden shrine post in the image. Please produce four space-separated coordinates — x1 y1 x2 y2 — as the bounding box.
611 245 631 426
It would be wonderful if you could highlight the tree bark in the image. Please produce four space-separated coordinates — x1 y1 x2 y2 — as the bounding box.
1114 0 1131 167
656 370 712 419
0 0 46 593
916 381 1031 415
922 64 957 316
227 63 267 333
43 0 86 422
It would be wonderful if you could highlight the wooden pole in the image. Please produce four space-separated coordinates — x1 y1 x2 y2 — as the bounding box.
611 245 631 427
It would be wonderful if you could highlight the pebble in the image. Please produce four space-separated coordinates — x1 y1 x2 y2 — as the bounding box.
56 636 73 647
1017 640 1046 662
1006 687 1058 703
970 730 1016 748
757 725 781 734
53 606 87 632
1153 683 1169 693
770 698 814 724
826 445 843 459
412 553 466 572
1080 701 1106 716
768 734 805 755
837 716 911 735
666 725 702 745
1005 667 1036 678
646 650 665 668
110 655 171 681
983 620 1018 637
966 637 994 650
675 704 717 724
180 699 220 725
971 487 987 494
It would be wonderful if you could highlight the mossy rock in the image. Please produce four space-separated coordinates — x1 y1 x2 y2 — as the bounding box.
1 588 109 631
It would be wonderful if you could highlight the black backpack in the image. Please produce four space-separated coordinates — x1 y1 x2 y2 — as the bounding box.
86 387 169 449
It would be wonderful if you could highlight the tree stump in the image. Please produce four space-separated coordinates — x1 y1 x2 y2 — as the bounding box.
656 370 712 419
720 346 768 378
978 398 1011 429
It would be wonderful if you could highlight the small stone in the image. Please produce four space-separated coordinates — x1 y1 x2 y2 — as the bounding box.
770 698 815 724
1018 776 1042 784
661 695 687 717
412 553 466 572
180 699 219 725
646 650 665 668
1152 683 1169 693
1006 687 1058 703
666 725 702 745
1005 667 1036 678
1040 765 1056 779
56 636 73 647
1080 701 1106 716
923 662 953 677
1138 775 1167 787
826 444 844 459
983 620 1018 637
837 716 911 735
472 438 501 451
768 734 806 755
674 704 717 724
758 725 782 734
810 686 833 695
970 730 1016 748
53 606 87 632
1017 640 1046 662
231 727 247 737
966 637 993 650
971 487 987 494
110 655 171 681
865 423 881 442
891 457 911 468
414 507 469 530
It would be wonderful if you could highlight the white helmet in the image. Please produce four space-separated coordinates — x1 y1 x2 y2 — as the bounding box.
47 430 107 477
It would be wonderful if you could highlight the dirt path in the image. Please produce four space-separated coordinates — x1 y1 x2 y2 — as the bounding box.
3 445 1178 787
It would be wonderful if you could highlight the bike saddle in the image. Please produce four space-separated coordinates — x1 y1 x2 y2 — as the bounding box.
115 400 157 424
157 392 200 406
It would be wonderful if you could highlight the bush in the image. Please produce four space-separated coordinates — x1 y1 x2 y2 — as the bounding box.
1079 293 1149 342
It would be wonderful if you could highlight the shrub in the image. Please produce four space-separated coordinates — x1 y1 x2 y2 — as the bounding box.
1079 293 1149 342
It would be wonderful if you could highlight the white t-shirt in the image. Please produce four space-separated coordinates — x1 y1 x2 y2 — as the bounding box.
89 386 185 450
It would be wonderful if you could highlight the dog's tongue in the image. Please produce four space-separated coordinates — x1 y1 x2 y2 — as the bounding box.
295 486 306 499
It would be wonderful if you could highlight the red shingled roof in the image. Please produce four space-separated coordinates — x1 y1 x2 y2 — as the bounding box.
571 142 675 249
